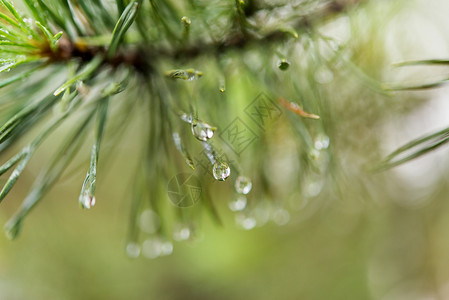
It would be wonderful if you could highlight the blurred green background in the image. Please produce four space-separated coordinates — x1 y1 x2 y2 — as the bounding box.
3 0 449 299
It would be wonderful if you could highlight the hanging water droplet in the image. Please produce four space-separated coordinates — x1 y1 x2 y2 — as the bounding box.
309 148 320 161
272 208 290 226
173 224 192 241
181 16 191 27
235 176 252 194
160 241 173 256
229 195 247 211
213 161 231 181
219 79 226 93
23 18 33 26
180 113 193 123
166 69 203 81
303 179 324 198
79 190 95 209
142 238 162 259
138 209 160 234
191 120 216 141
126 242 141 258
236 214 256 230
278 59 290 71
314 134 330 150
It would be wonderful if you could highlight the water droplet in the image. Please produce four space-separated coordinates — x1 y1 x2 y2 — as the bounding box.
314 134 330 150
173 224 192 241
180 113 193 123
309 148 320 161
303 179 324 198
272 208 290 226
191 120 216 141
79 191 95 209
23 18 33 26
138 209 160 234
79 168 96 209
166 69 203 81
0 62 14 73
160 241 173 256
181 16 191 27
142 238 162 259
236 214 256 230
213 161 231 181
235 176 252 194
278 59 290 71
229 195 247 211
126 242 141 258
219 87 225 93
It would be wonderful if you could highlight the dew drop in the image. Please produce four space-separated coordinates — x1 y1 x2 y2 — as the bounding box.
160 241 173 256
173 224 192 241
229 195 247 212
23 18 33 26
236 214 256 230
278 59 290 71
309 148 320 161
213 161 231 181
191 120 216 141
126 242 141 258
166 69 202 81
303 180 324 198
180 113 193 123
314 134 330 150
79 191 95 209
235 176 252 194
138 209 160 234
142 238 162 259
181 16 191 27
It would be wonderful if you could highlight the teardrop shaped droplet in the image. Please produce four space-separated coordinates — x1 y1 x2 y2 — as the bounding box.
278 59 290 71
191 120 216 141
181 16 191 27
309 148 320 161
213 161 231 181
235 176 252 194
173 223 193 241
314 134 330 150
126 242 141 258
160 241 173 256
229 195 247 212
138 209 160 234
235 214 256 230
142 238 162 259
79 190 96 209
166 68 203 81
